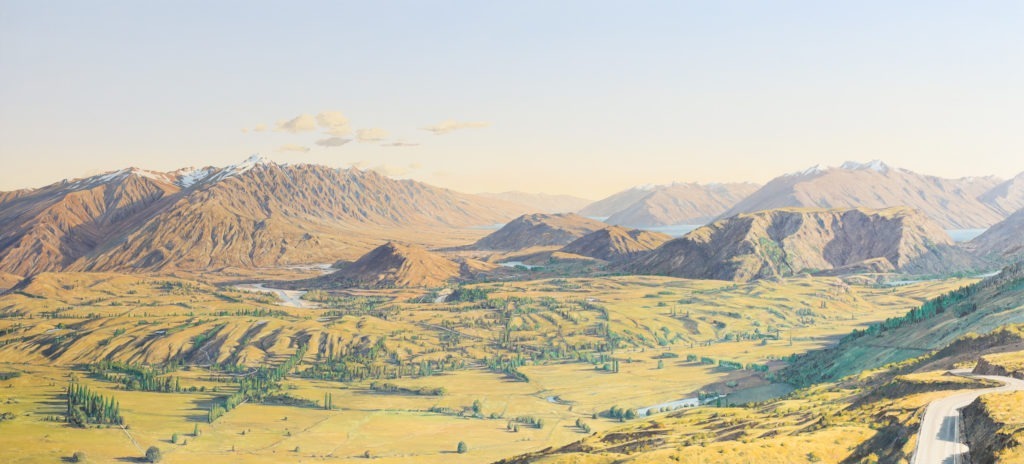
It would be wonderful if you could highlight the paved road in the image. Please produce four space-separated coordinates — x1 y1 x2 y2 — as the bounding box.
912 370 1024 464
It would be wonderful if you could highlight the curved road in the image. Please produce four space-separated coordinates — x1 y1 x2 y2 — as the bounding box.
912 370 1024 464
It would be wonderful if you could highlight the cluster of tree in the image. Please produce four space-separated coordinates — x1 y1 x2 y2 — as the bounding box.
157 280 202 296
598 359 621 373
0 371 21 381
842 281 989 344
208 343 309 423
66 383 123 427
368 381 445 396
88 361 181 392
512 415 544 429
448 287 493 302
718 360 743 370
574 418 592 433
313 295 390 311
302 337 464 382
483 355 529 382
606 405 637 421
747 363 770 372
211 308 289 318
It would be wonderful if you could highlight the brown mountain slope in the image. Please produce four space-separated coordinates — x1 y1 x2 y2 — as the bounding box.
80 162 524 271
472 213 607 251
603 182 760 227
577 188 660 217
478 191 592 214
561 226 671 261
0 170 183 275
719 161 1006 229
625 207 954 282
0 272 22 290
0 156 526 274
969 207 1024 261
324 242 491 288
978 172 1024 217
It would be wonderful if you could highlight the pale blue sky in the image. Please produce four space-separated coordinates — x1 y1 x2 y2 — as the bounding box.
2 1 1022 198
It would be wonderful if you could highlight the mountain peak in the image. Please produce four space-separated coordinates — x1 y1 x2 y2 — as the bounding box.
473 213 606 250
328 241 465 288
209 154 275 182
786 164 826 177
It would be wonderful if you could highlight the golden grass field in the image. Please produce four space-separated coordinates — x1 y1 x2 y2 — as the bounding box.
0 271 980 463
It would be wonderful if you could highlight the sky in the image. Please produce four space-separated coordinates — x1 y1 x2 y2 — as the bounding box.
1 1 1023 199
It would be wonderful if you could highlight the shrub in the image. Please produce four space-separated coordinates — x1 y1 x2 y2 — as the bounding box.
71 451 87 463
145 446 162 463
457 441 468 454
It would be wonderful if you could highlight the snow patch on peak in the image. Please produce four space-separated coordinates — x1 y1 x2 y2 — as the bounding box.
634 184 658 191
127 167 177 184
74 169 129 188
174 167 216 188
787 164 826 177
240 154 272 166
210 155 274 182
840 160 890 173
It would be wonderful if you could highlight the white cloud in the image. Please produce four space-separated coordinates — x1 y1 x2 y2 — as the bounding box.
315 137 352 148
316 111 351 136
253 123 267 132
275 114 317 133
356 128 389 142
421 120 489 135
275 144 310 153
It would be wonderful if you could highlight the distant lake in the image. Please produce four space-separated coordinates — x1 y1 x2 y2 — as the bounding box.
498 261 541 270
946 229 987 242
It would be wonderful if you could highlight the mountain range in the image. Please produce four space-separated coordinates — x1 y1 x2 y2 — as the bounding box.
5 157 1024 280
623 207 958 281
0 156 526 276
578 182 759 227
718 161 1022 229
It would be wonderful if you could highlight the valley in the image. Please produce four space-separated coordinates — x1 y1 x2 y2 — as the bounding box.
0 269 977 463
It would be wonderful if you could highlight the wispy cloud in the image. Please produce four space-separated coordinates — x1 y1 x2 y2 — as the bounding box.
275 114 317 133
242 123 268 133
275 144 310 153
421 120 489 135
381 141 420 148
315 137 352 148
316 111 351 136
356 128 389 142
